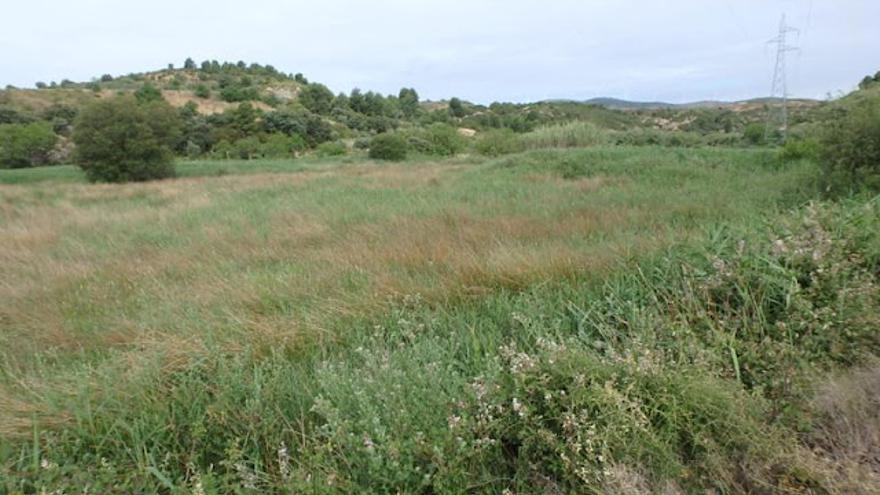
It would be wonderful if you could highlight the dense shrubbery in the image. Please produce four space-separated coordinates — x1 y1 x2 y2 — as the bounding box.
73 96 182 182
369 133 408 161
818 99 880 193
0 122 57 168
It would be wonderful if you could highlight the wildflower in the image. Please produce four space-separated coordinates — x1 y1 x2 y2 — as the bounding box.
447 414 462 430
277 441 291 479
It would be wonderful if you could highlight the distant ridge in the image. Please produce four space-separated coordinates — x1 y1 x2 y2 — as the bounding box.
557 96 818 110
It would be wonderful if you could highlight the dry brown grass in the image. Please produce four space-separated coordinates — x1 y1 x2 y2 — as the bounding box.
802 364 880 494
0 159 674 439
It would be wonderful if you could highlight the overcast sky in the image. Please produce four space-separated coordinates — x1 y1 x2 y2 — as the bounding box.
1 0 878 103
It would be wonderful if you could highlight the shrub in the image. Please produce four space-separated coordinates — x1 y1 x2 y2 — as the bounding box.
475 128 524 156
261 133 306 158
134 83 163 103
73 96 182 182
233 136 261 159
0 122 58 168
744 122 765 145
778 138 821 163
819 100 880 193
369 133 408 161
425 123 466 156
194 84 210 99
316 141 347 157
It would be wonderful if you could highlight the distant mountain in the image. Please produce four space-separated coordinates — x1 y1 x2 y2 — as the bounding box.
577 97 817 110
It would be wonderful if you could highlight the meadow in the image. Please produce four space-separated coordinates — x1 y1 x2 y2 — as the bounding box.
1 147 878 493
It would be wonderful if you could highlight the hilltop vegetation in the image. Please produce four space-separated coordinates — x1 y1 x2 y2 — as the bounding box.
0 58 826 173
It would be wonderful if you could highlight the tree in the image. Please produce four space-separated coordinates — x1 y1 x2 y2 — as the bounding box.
35 81 47 89
398 88 420 118
73 96 182 182
0 122 57 168
184 57 196 70
231 102 260 138
100 74 114 82
299 83 335 114
448 97 466 118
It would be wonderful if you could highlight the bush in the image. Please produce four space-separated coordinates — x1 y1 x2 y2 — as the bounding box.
194 84 211 99
425 123 466 156
744 122 765 145
316 141 347 157
778 138 821 163
819 100 880 193
475 128 524 156
73 96 182 182
134 83 163 103
261 133 306 158
0 122 58 168
369 133 408 161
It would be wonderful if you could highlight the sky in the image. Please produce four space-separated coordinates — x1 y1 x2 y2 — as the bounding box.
1 0 878 104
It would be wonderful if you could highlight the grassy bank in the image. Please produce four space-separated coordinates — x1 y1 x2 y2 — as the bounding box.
3 148 877 493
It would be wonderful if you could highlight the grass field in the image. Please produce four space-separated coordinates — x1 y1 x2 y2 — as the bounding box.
2 148 878 493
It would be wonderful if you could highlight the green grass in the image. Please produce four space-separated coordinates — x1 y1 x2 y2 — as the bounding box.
2 147 878 493
0 155 372 185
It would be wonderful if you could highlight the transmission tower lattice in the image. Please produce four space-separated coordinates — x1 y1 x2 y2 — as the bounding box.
765 14 799 143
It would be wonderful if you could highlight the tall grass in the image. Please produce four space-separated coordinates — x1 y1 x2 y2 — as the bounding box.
519 121 609 150
4 149 877 493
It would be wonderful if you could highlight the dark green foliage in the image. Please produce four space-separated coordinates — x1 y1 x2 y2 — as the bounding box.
42 104 78 135
262 110 332 146
100 74 114 82
398 87 420 117
35 81 47 89
73 96 182 182
230 102 260 138
0 107 29 125
218 76 259 102
183 57 196 70
299 83 335 114
133 83 163 103
819 99 880 193
448 97 466 118
744 122 765 145
369 133 408 161
0 122 57 168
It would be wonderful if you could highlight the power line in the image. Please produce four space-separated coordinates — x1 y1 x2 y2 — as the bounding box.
765 13 799 143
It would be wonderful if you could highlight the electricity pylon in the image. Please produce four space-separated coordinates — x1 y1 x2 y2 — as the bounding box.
765 14 799 143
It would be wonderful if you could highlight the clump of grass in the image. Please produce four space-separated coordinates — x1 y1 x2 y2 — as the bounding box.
519 121 609 150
